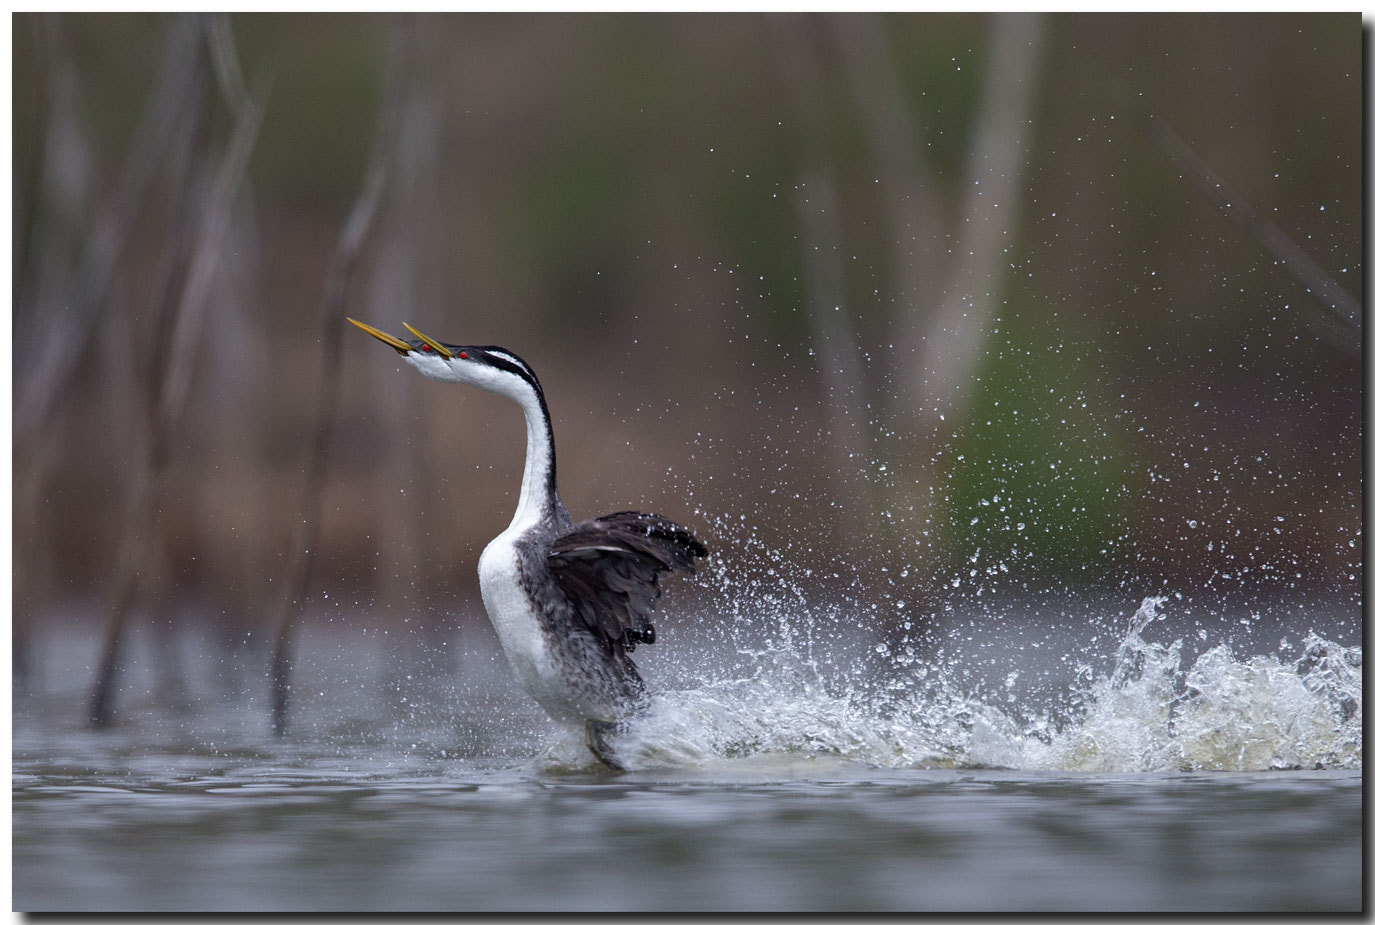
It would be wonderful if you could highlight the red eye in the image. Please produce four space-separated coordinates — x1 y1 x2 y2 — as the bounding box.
420 344 432 352
459 351 468 360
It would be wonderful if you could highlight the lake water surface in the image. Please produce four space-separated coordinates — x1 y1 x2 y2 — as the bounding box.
12 597 1363 912
12 746 1362 912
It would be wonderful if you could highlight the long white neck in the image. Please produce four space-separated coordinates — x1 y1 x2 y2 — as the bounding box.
509 383 558 532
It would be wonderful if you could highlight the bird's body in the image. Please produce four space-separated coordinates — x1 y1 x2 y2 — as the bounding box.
349 319 706 767
478 510 644 726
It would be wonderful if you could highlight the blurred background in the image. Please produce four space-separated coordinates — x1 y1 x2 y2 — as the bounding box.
11 13 1362 715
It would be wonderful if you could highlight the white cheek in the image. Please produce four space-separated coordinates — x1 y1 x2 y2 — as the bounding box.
405 353 462 382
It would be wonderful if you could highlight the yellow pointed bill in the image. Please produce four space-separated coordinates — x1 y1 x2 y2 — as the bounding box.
402 322 456 359
347 317 413 356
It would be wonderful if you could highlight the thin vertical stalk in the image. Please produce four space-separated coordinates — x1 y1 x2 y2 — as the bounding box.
912 12 1045 423
270 20 411 736
767 14 871 540
1143 107 1359 350
89 19 267 727
15 14 203 453
830 11 946 381
16 14 201 695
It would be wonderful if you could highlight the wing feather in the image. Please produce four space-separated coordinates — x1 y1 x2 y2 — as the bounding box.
546 511 707 653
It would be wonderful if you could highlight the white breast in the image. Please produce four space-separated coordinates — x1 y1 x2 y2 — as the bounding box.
476 529 569 716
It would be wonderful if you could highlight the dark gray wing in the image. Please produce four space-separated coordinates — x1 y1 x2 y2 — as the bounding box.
546 511 708 653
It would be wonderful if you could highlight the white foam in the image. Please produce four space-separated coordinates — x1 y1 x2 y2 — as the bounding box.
535 596 1362 774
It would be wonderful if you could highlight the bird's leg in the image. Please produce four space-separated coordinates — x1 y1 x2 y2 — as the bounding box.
585 718 628 772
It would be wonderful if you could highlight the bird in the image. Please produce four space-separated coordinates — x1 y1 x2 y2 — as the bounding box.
348 318 707 770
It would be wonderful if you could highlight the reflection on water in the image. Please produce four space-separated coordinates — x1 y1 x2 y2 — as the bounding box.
12 596 1363 911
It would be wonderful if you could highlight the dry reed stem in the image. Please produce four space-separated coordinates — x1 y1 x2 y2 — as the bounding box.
270 19 413 736
1143 108 1360 353
90 17 267 727
766 14 872 542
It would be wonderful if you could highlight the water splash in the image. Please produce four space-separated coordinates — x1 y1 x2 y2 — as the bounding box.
1013 598 1362 772
537 597 1361 774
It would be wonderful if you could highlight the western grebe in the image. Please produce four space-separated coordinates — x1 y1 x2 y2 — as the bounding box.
349 319 707 769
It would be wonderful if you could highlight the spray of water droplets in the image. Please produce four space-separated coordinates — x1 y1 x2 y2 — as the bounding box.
531 596 1360 774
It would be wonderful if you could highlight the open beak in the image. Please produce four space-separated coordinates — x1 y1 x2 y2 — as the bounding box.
402 322 456 359
347 318 413 356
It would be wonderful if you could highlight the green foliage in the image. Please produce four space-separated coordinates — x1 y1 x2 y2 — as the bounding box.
940 303 1137 579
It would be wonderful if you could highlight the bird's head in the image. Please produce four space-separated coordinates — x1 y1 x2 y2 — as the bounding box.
348 318 543 403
